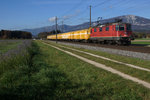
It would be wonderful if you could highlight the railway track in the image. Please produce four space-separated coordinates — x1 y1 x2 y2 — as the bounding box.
58 41 150 54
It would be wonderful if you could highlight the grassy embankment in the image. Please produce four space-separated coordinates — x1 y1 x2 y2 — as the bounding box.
0 40 22 53
1 40 150 99
44 41 150 83
45 41 150 69
132 41 150 45
132 38 150 46
39 41 150 99
135 38 150 40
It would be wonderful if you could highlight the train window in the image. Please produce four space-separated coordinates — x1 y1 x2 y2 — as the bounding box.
119 25 124 31
106 27 109 31
94 28 97 32
127 24 131 31
116 25 124 31
116 25 119 31
99 28 102 32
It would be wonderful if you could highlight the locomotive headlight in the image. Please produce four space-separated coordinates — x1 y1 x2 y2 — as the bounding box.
124 32 127 37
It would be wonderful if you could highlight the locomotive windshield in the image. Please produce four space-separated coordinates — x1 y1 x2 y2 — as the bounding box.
127 24 131 31
116 25 124 31
119 25 124 31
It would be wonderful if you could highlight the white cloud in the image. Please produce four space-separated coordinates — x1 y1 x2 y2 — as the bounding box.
63 15 73 20
48 17 57 22
48 10 80 22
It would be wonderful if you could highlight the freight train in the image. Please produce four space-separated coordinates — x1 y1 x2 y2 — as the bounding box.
47 21 133 45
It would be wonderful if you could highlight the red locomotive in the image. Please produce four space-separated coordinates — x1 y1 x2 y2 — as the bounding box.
47 19 133 45
90 21 133 45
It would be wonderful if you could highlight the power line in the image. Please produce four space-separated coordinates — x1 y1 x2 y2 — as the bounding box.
102 0 150 19
60 6 89 23
59 0 88 18
93 0 112 8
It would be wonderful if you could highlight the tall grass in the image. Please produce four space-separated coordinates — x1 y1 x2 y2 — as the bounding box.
0 40 22 53
0 40 150 100
0 41 72 100
37 41 150 100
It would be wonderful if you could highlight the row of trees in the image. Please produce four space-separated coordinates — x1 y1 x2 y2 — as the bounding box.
0 30 32 39
38 30 61 39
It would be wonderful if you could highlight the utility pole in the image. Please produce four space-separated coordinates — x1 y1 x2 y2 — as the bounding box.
55 16 58 43
62 21 64 33
90 5 92 28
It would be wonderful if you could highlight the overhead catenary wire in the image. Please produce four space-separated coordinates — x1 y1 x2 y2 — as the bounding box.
102 0 150 19
92 0 129 19
93 0 110 8
57 0 108 27
58 0 110 27
55 0 150 30
59 0 88 19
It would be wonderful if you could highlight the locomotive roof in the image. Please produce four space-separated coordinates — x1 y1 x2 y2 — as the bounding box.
93 22 131 28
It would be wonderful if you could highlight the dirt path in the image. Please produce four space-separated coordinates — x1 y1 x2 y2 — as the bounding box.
43 42 150 89
57 44 150 72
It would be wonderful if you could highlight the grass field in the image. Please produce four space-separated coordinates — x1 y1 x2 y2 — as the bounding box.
132 41 150 45
132 38 150 46
45 41 150 69
44 41 150 83
135 38 150 40
40 41 150 99
0 40 22 53
1 40 150 99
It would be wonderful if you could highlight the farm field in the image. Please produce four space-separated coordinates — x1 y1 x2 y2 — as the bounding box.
0 40 22 53
135 38 150 40
1 40 150 99
132 38 150 46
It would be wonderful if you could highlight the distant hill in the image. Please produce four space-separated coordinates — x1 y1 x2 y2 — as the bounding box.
22 15 150 36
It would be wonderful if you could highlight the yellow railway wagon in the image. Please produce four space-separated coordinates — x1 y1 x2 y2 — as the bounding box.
47 34 56 39
57 34 61 39
47 28 91 40
61 32 71 39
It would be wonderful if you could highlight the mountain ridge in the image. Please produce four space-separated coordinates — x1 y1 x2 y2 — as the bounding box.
22 15 150 35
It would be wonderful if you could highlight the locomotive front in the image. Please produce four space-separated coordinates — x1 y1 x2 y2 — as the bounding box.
115 23 133 45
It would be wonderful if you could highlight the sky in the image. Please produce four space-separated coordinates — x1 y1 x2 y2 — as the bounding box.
0 0 150 30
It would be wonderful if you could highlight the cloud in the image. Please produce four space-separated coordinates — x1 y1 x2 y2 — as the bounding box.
63 15 73 20
48 10 80 22
48 17 57 22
